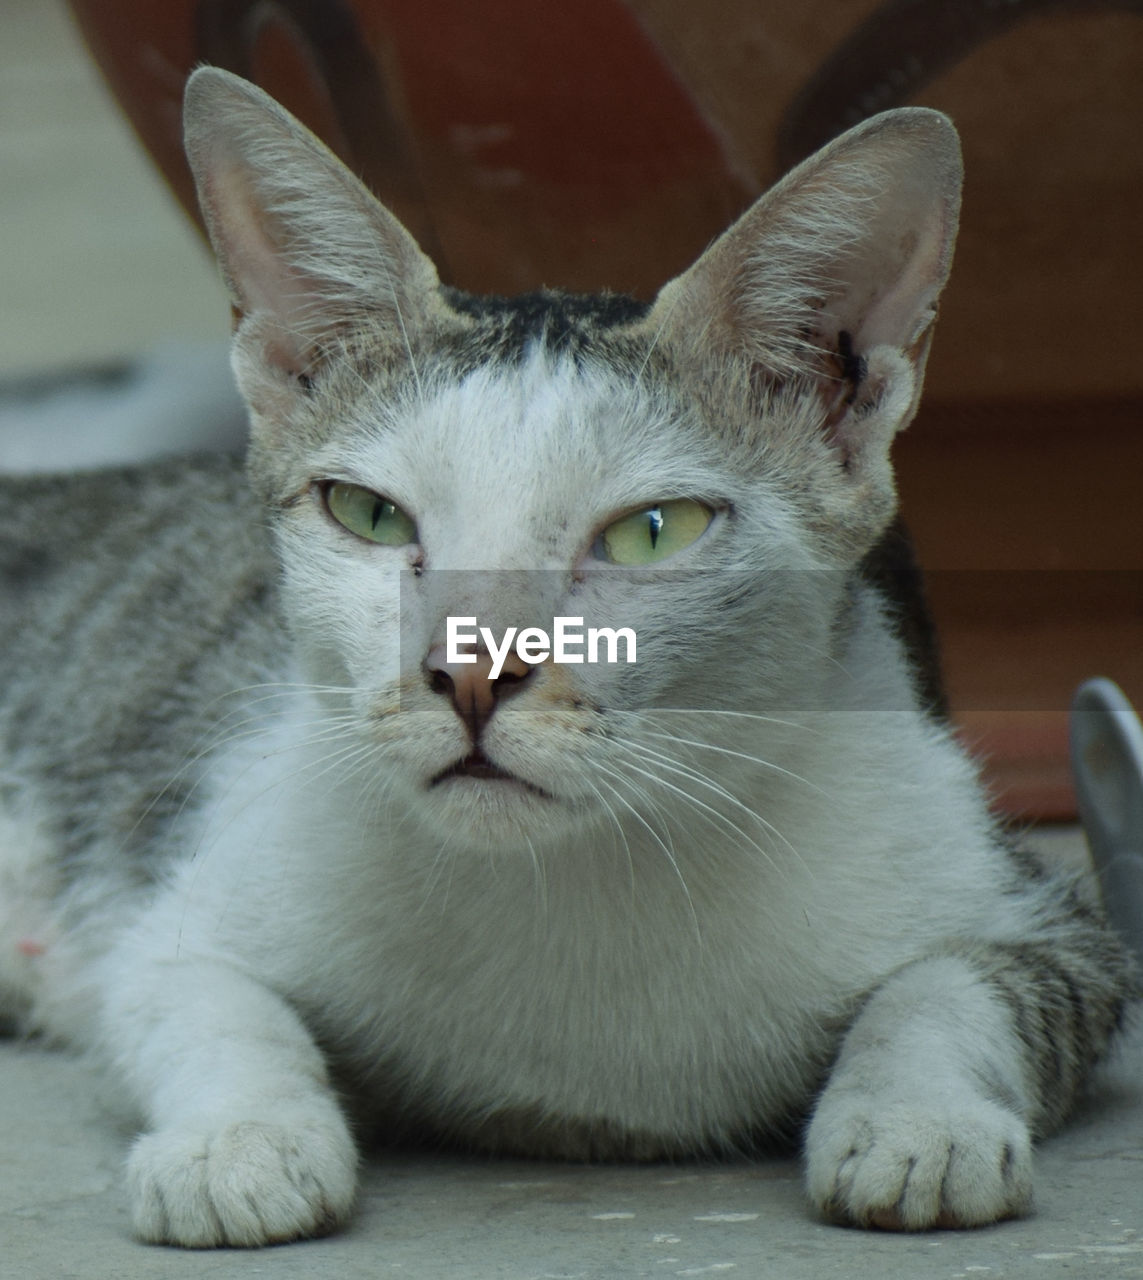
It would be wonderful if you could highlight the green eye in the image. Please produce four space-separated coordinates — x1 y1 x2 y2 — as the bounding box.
324 482 417 546
597 499 713 565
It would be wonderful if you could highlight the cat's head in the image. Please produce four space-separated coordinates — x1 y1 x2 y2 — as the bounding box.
184 69 961 852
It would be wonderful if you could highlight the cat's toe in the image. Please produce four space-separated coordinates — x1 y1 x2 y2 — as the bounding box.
805 1094 1033 1230
126 1116 358 1247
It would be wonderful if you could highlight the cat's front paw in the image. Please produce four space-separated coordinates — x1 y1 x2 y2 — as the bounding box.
126 1113 358 1247
804 1088 1033 1230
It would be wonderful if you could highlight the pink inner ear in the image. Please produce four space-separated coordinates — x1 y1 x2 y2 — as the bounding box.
841 189 950 354
261 328 317 384
201 154 318 372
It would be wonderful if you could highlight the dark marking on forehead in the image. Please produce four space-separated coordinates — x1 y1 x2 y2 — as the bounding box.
439 286 651 365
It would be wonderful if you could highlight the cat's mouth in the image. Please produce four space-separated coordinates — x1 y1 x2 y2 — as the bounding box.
429 749 551 799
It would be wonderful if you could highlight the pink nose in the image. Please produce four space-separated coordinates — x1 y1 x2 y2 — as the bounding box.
425 644 533 738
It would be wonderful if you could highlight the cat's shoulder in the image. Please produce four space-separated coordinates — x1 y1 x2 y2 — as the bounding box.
0 453 273 656
0 449 250 525
1 453 258 576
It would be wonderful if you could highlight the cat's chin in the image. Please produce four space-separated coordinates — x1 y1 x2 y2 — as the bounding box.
428 748 553 799
419 751 576 848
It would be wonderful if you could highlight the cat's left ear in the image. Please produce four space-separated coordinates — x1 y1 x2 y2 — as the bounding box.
183 66 439 378
645 108 962 474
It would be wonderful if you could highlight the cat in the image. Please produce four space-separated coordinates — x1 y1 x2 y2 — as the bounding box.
0 66 1133 1248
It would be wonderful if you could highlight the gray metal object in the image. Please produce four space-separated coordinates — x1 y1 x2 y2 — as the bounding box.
1071 677 1143 967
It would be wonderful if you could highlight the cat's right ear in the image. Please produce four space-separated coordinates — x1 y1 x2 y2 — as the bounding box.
183 67 439 379
644 109 961 486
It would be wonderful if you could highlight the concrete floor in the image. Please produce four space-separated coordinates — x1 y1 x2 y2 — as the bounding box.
1 4 1140 1276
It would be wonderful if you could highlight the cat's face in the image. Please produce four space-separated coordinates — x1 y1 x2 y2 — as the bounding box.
183 69 961 850
262 337 842 849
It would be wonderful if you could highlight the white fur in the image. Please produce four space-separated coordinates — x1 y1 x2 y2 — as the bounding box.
77 636 1035 1243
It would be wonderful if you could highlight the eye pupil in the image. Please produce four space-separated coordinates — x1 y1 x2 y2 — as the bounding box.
647 507 663 549
371 499 387 531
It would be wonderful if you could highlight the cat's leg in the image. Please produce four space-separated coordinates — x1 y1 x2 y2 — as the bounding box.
805 926 1130 1230
97 945 358 1247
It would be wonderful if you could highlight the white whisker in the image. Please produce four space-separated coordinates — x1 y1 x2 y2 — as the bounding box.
620 706 817 735
633 728 826 797
605 736 806 874
581 777 638 906
607 748 784 872
588 768 703 949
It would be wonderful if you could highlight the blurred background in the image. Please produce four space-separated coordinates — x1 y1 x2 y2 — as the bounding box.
1 0 226 375
0 0 241 468
1 0 1140 818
